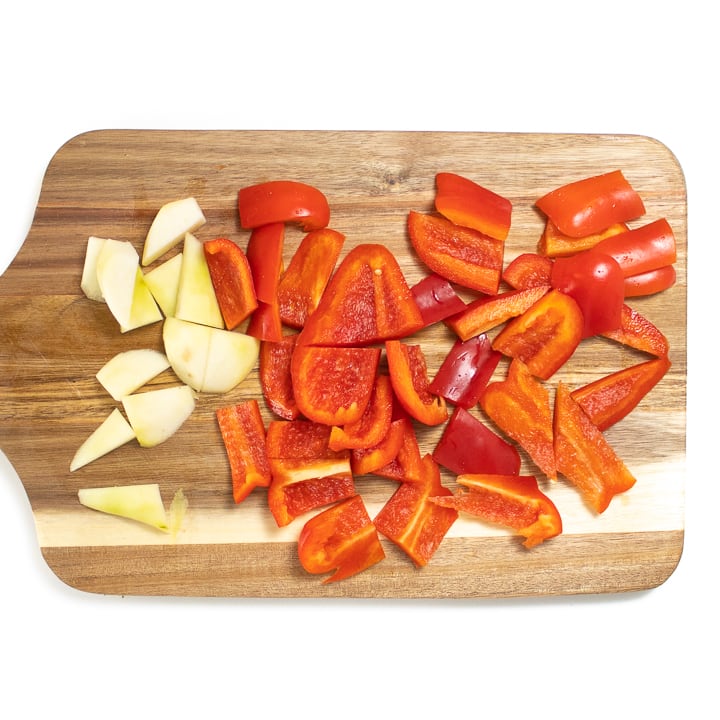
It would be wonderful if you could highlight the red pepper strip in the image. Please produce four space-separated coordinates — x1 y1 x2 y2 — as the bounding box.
434 172 512 241
492 288 583 380
445 285 550 342
535 170 646 238
407 211 504 295
433 406 521 476
428 334 501 408
351 418 407 476
385 340 448 426
430 474 562 548
592 218 676 278
265 419 354 527
245 222 284 304
373 454 458 567
298 243 424 347
537 220 629 258
480 359 557 481
238 180 330 232
277 228 345 328
571 356 671 431
410 273 467 326
373 417 424 482
624 264 676 297
502 253 554 290
550 250 625 338
216 400 272 504
291 344 381 426
259 335 300 420
329 374 393 451
601 304 670 358
298 495 385 584
203 238 258 330
247 299 283 342
554 382 636 513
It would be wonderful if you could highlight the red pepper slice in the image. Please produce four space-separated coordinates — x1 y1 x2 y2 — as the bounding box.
216 400 272 504
245 222 284 304
535 170 646 238
291 344 381 426
298 243 424 347
373 454 458 567
372 417 424 482
434 172 512 241
601 304 670 358
502 253 554 290
246 299 283 342
550 249 625 338
480 359 557 481
410 273 467 326
297 495 386 584
554 382 636 513
277 228 345 328
571 356 671 431
430 473 562 548
259 335 299 420
624 264 676 297
351 418 407 476
428 334 501 408
492 288 583 380
432 406 521 476
385 340 448 426
537 220 629 258
407 211 504 294
238 180 330 232
203 238 258 330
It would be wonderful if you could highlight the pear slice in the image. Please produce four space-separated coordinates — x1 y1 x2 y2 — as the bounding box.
121 268 164 332
70 408 136 471
96 239 140 329
142 197 206 266
121 384 196 448
78 483 169 531
174 232 224 329
80 236 110 302
144 252 183 317
96 348 171 401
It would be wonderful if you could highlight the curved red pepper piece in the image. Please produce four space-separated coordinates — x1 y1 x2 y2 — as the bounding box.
624 264 676 297
246 299 283 342
298 495 385 584
601 304 670 358
238 180 330 231
502 253 554 290
259 335 300 420
410 273 466 326
245 222 284 304
351 418 407 476
537 219 629 258
372 417 424 482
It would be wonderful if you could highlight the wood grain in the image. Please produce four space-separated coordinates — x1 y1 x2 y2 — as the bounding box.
0 130 687 598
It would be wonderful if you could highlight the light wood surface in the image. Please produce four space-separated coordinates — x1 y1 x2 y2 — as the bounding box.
0 130 687 598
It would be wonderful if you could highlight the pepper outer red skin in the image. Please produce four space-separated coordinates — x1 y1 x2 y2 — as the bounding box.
238 180 330 231
538 220 629 258
298 495 386 584
410 273 467 326
245 222 284 304
624 264 676 297
259 335 300 420
502 253 554 290
247 299 283 342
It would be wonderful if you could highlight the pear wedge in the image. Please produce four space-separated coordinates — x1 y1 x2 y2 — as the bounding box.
142 197 206 266
70 408 136 471
78 483 169 531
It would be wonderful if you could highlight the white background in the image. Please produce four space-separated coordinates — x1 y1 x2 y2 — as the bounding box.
1 2 716 717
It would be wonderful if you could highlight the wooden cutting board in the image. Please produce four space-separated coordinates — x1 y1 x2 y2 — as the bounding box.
0 130 686 598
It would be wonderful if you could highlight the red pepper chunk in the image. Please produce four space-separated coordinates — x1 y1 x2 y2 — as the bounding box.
535 170 646 238
554 382 636 513
351 418 407 476
247 299 283 342
407 211 504 295
624 265 676 298
259 335 299 420
602 304 670 358
537 220 629 258
372 417 424 482
385 340 448 426
502 253 554 290
238 180 330 232
410 273 467 326
298 495 385 584
434 172 512 241
245 222 284 304
203 238 258 330
216 400 272 504
430 474 562 548
374 454 458 567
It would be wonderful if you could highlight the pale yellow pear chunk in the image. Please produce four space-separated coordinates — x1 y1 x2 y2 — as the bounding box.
121 268 163 332
96 348 171 401
142 197 206 266
96 239 139 329
80 236 110 302
78 483 169 531
144 252 183 317
70 408 136 471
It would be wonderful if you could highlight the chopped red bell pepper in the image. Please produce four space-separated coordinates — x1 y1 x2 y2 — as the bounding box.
430 473 562 548
550 249 625 338
238 180 330 231
502 253 554 290
259 334 300 420
277 228 345 328
203 238 258 330
535 170 646 238
571 356 671 431
385 340 448 426
297 495 386 583
554 382 636 513
216 399 272 504
351 418 407 476
624 264 676 297
246 299 283 342
410 273 467 326
601 304 670 358
428 334 501 408
245 222 284 304
537 219 629 258
492 288 583 380
290 343 381 426
432 406 521 476
372 417 424 482
373 454 458 567
298 243 424 347
480 359 557 481
407 211 504 294
434 172 512 241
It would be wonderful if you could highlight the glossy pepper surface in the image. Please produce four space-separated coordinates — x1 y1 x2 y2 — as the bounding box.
238 180 330 231
410 273 466 326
